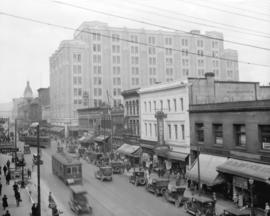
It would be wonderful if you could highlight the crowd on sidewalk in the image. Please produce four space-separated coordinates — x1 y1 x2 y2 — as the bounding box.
1 159 22 216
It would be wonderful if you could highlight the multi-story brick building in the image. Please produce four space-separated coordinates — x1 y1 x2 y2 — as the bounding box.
50 21 239 131
187 100 270 213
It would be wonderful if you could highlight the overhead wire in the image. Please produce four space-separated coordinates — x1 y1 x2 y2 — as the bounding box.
1 11 270 68
53 1 270 51
118 0 270 39
195 0 270 17
175 0 270 23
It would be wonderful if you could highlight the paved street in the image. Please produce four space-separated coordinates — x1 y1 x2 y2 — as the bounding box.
25 140 189 216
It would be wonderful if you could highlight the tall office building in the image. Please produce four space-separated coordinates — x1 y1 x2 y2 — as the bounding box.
50 21 238 126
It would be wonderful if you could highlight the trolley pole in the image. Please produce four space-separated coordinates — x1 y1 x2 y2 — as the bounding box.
37 123 41 216
15 119 17 169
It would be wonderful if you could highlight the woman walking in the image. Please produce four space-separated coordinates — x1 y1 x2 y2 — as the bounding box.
2 194 8 210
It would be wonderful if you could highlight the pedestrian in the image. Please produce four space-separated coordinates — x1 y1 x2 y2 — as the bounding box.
15 190 21 206
3 210 11 216
3 165 7 176
0 181 2 196
2 194 8 210
5 171 10 185
27 168 32 179
6 160 10 170
265 202 270 216
13 182 18 195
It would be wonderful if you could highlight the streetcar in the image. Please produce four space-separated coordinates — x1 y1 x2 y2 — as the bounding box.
52 152 82 185
24 135 50 148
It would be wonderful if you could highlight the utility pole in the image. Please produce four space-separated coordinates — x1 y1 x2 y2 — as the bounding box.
37 123 41 216
14 119 17 169
197 147 201 196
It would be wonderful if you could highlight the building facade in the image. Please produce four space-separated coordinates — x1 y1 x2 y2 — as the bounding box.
139 81 190 173
38 87 50 123
121 88 140 145
188 100 270 212
50 21 239 127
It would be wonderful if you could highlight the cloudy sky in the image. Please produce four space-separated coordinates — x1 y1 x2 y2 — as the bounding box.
0 0 270 103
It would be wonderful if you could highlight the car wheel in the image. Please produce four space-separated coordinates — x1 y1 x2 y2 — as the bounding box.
140 178 146 185
160 187 167 195
175 198 180 208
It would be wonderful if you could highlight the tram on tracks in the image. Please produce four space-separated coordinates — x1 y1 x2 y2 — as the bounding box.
52 152 82 185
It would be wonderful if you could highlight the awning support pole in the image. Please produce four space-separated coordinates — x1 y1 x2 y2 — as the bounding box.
197 149 201 196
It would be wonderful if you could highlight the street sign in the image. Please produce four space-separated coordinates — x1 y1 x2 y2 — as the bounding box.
0 146 19 153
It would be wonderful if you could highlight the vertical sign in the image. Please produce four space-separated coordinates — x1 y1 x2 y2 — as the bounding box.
155 111 167 145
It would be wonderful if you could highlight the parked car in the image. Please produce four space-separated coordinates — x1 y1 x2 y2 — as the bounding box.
95 156 110 167
146 176 169 196
33 153 43 165
129 169 146 186
57 146 64 153
184 195 216 216
221 208 251 216
69 185 92 215
95 166 113 181
110 160 124 174
163 185 186 207
23 145 31 154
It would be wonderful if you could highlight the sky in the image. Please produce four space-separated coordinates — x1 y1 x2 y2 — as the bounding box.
0 0 270 103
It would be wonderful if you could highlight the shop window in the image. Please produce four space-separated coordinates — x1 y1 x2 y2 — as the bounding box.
67 167 71 174
234 124 246 147
168 124 171 139
72 167 77 174
213 124 223 145
195 123 204 143
259 125 270 150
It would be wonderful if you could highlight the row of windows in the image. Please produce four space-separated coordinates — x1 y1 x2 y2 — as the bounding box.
112 55 120 64
73 76 82 85
73 88 82 96
195 123 270 150
113 99 122 108
113 77 121 85
113 88 121 96
128 119 140 136
73 65 81 74
94 88 102 96
144 122 185 140
131 77 139 86
73 54 81 63
144 98 184 113
93 77 102 85
74 99 82 105
125 100 139 116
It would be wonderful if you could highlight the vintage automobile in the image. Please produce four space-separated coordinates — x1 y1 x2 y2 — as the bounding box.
129 169 146 186
69 185 92 215
221 208 251 216
146 175 170 196
110 160 124 174
33 153 43 165
57 146 64 153
95 166 113 181
184 195 216 216
95 155 110 167
78 147 86 158
68 145 76 153
23 145 31 154
163 184 186 207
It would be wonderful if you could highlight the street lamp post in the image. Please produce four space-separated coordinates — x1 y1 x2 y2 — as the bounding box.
32 122 41 216
37 123 41 216
249 178 255 216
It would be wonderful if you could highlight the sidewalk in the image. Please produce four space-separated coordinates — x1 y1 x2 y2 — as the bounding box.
0 153 49 216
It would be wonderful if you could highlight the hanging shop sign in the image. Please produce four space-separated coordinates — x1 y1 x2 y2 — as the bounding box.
233 176 248 190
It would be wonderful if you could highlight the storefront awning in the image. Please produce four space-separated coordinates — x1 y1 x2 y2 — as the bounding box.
116 143 142 157
69 126 80 132
217 158 270 183
94 135 109 142
166 151 188 161
186 154 227 186
78 135 94 143
50 126 64 133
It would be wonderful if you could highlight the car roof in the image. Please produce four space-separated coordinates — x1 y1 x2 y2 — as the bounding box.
225 208 251 215
70 185 87 194
191 195 213 203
